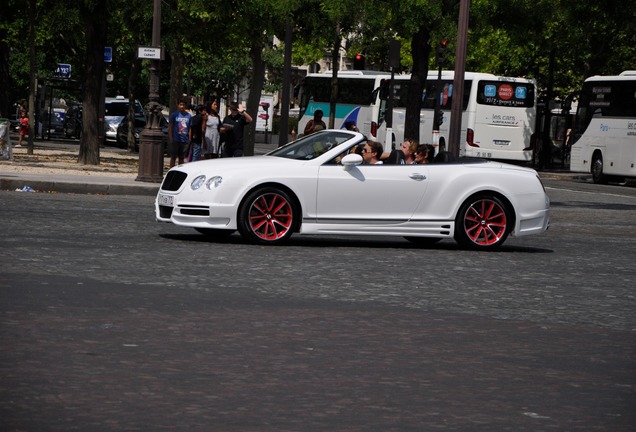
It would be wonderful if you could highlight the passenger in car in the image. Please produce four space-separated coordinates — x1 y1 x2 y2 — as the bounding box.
414 144 436 164
362 140 384 165
382 138 418 164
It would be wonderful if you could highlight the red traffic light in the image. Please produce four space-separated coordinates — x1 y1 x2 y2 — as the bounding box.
353 53 365 70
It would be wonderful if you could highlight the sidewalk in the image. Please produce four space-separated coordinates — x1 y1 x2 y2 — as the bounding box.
0 135 586 196
0 136 278 196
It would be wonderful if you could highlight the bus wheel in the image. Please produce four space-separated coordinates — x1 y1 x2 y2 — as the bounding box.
592 152 607 184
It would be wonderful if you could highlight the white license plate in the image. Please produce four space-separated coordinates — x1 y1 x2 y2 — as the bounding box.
493 140 511 146
158 194 174 206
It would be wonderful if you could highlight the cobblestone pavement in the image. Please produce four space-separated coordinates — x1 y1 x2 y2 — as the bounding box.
2 272 634 431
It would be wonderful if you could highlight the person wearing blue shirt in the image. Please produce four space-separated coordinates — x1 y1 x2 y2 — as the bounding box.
168 98 192 167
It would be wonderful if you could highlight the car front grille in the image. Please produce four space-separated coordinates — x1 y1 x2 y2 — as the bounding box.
161 171 187 191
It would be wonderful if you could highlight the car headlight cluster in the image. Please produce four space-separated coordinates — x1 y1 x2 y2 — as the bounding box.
191 175 223 190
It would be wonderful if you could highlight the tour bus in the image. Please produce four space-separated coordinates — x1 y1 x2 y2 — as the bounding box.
297 70 390 136
569 71 636 183
373 71 537 161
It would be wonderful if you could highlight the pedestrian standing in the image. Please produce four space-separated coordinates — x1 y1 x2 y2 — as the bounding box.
203 100 221 159
303 109 327 135
188 105 205 162
168 98 192 167
17 110 28 147
220 101 252 158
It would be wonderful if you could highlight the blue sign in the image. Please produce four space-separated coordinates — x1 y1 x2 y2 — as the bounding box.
515 86 527 99
104 46 113 63
54 63 71 78
484 85 496 97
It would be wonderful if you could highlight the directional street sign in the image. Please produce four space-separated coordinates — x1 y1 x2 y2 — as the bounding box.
137 46 163 60
53 63 71 78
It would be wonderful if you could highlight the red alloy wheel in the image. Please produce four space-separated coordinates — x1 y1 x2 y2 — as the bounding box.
462 198 508 247
247 192 294 241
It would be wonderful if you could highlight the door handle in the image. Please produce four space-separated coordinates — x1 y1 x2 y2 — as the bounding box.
409 173 426 181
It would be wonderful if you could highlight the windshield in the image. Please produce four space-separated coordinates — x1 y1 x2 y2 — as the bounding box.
267 130 358 160
105 101 144 117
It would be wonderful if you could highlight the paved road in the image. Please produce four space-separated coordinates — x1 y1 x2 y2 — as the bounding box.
1 181 635 431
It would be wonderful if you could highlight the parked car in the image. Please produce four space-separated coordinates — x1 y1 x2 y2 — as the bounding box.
39 108 65 138
63 103 82 139
116 116 146 149
117 115 169 152
155 129 550 250
104 97 144 145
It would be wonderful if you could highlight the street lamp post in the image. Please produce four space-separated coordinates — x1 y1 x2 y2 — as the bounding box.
448 0 470 158
136 0 164 183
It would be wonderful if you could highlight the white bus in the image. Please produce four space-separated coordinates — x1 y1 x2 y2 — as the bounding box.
298 70 390 136
373 71 537 161
569 71 636 183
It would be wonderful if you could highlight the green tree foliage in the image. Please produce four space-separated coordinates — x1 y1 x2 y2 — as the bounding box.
3 0 635 163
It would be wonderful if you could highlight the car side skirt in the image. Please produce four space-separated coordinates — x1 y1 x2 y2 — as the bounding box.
300 218 455 238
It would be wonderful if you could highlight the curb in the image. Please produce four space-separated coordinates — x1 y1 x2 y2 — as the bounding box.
0 178 159 196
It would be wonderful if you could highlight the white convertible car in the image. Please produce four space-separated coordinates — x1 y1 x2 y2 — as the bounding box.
156 130 549 250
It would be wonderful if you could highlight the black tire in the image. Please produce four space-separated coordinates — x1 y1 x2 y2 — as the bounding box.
238 187 297 245
592 152 607 184
404 237 442 247
454 194 511 250
194 228 235 239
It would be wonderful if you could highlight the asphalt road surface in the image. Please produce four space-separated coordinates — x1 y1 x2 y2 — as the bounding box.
1 179 635 431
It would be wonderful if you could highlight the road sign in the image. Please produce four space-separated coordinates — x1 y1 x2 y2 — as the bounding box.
54 63 71 78
104 47 112 62
137 46 163 60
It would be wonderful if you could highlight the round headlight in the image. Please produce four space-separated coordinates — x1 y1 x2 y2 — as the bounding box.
206 176 223 189
191 175 206 190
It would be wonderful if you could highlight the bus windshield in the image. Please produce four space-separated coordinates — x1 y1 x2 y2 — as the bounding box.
296 71 390 137
573 79 636 141
299 77 377 118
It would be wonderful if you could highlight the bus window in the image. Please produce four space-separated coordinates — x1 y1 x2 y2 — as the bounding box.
476 80 535 108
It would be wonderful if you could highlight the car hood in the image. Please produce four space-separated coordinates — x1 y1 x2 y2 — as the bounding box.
172 156 303 175
105 115 125 126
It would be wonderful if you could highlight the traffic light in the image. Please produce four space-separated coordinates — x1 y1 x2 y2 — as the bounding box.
353 53 365 70
436 40 447 66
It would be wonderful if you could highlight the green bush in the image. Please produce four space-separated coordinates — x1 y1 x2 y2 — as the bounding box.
272 115 299 135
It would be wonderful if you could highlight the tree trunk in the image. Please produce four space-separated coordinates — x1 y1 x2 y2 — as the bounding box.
0 40 9 120
405 24 431 144
169 39 185 114
244 39 266 156
78 0 107 165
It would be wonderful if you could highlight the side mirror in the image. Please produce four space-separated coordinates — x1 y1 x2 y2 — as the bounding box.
341 153 363 170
